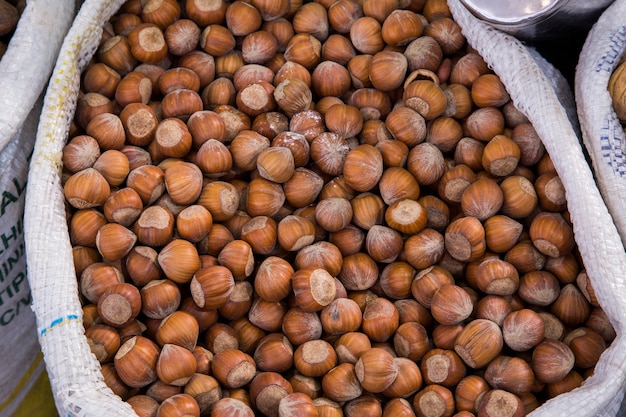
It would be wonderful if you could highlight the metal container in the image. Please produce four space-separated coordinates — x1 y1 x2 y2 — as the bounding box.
459 0 615 41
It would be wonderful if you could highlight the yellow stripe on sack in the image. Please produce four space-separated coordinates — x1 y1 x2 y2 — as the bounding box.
0 351 54 414
39 314 82 341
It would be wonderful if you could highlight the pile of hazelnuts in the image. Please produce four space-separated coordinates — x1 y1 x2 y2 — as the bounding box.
62 0 614 416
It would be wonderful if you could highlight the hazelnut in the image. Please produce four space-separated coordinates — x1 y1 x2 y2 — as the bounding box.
404 223 446 267
321 362 363 403
190 265 235 310
250 0 290 21
403 78 447 121
511 122 545 165
95 222 137 262
294 339 337 377
327 0 363 34
282 307 323 346
484 214 523 253
474 295 512 327
482 134 521 177
474 258 519 296
225 1 262 36
430 284 474 326
437 163 476 205
350 16 384 55
443 83 473 120
64 168 112 209
364 224 403 263
96 282 142 328
349 87 392 121
212 349 257 389
85 324 121 364
183 373 222 414
455 375 490 413
464 106 505 142
454 319 503 369
140 279 182 320
420 348 467 388
253 333 294 373
127 395 159 417
381 9 424 46
504 240 547 274
471 73 511 108
477 389 524 417
156 343 197 386
322 33 356 65
338 252 379 291
278 392 318 417
445 216 486 263
502 309 545 352
546 370 584 400
292 267 337 312
263 18 294 53
550 283 591 327
361 297 400 343
247 297 287 333
449 52 489 88
344 394 382 417
355 347 398 393
563 327 607 369
531 340 575 384
249 372 293 417
98 35 137 76
500 175 539 219
156 393 201 417
382 357 423 399
427 116 463 153
114 335 160 388
212 398 255 417
412 384 455 417
460 177 503 221
284 33 322 70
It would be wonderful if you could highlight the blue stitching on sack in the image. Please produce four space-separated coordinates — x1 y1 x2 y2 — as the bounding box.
39 314 82 338
596 26 626 73
599 114 626 176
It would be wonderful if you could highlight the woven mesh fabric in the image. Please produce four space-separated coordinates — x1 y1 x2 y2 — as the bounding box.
24 1 138 416
576 0 626 249
450 0 626 415
0 0 75 150
0 2 76 416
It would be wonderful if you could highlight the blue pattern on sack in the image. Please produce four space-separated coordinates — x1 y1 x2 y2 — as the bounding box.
39 314 81 339
595 26 626 73
600 113 626 176
594 26 626 176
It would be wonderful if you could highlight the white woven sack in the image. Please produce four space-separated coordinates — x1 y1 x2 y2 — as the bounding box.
24 0 140 414
22 0 626 416
449 1 626 416
576 2 626 247
0 1 76 417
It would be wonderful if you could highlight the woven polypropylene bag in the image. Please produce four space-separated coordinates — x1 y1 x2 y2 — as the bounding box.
23 0 626 416
575 3 626 412
576 0 626 247
24 2 138 416
449 0 626 415
0 1 76 417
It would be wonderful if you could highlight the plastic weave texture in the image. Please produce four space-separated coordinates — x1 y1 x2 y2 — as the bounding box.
576 0 626 249
0 1 76 416
24 1 139 416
